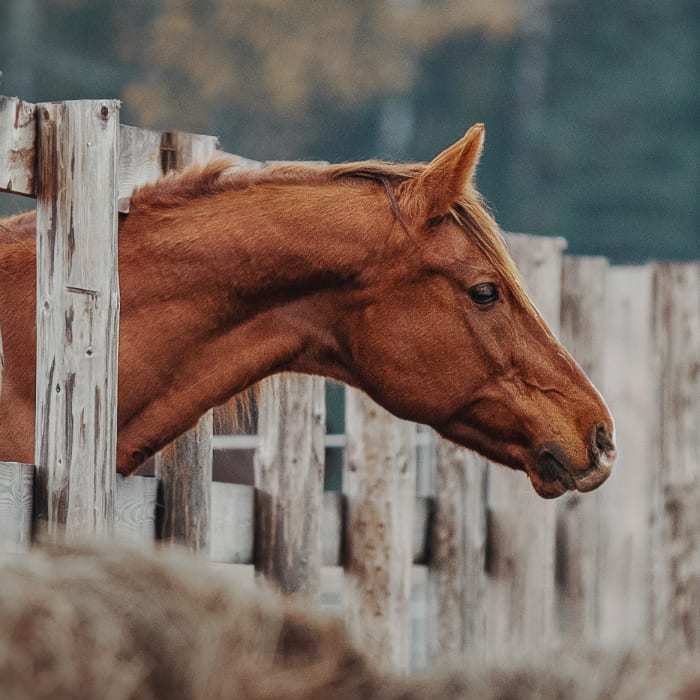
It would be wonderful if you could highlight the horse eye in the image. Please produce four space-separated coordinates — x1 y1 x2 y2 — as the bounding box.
467 283 499 305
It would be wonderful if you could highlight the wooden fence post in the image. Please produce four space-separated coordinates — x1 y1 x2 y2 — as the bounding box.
0 95 36 196
0 461 33 552
254 374 326 598
555 255 609 644
597 265 657 647
34 99 120 537
481 233 565 658
343 390 416 672
427 444 488 661
156 411 213 549
154 131 218 552
651 263 700 652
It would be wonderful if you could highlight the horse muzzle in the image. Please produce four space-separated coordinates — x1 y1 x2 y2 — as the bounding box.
529 424 616 499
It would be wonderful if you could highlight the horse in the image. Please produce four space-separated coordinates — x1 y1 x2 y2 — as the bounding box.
0 124 615 498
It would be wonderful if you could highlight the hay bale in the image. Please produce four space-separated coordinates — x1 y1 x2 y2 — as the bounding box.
0 543 698 700
0 542 377 700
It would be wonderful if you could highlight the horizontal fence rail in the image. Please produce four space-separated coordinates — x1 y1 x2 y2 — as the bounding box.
1 95 700 671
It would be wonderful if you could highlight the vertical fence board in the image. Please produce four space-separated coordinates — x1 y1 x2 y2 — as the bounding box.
343 390 416 672
117 125 162 213
651 263 700 651
427 444 488 661
481 233 565 657
210 482 255 564
597 266 656 647
254 374 326 598
114 474 158 545
0 95 36 196
0 461 34 551
155 411 213 549
34 99 120 536
154 131 217 552
556 255 609 643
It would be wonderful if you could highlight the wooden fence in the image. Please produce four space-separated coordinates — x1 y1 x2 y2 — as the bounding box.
1 95 699 671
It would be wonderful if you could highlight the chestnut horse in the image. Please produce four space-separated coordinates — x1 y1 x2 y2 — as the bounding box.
0 125 615 498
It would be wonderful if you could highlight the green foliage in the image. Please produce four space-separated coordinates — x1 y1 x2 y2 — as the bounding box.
0 0 697 261
512 0 700 261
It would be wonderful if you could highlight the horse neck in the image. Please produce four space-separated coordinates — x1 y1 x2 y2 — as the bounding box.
116 182 388 470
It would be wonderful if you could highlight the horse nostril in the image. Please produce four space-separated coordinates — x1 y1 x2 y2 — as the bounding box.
594 424 615 457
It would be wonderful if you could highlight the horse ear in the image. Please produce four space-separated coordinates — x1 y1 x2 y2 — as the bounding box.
417 123 485 216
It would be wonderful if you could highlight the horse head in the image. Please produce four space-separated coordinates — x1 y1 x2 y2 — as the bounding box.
343 125 615 498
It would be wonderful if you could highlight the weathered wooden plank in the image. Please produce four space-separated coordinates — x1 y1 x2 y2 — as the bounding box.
0 95 36 196
555 255 609 644
427 443 488 662
34 99 120 536
481 233 565 657
210 481 255 564
207 479 430 568
171 131 219 168
254 374 326 598
153 130 217 552
651 263 700 652
321 491 344 566
114 475 158 545
155 410 213 550
117 125 162 213
597 265 656 647
343 389 416 672
0 461 34 552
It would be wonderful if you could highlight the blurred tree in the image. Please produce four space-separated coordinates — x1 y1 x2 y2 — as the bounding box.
123 0 518 159
1 0 697 261
508 0 700 261
411 30 519 211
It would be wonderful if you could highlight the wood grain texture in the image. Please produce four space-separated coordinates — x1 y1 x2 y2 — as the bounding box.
556 256 609 644
254 374 326 597
209 483 430 569
115 475 159 545
0 95 36 196
34 99 120 536
117 125 162 213
481 233 565 657
0 461 34 552
321 491 344 566
427 442 488 662
210 482 255 564
343 389 416 672
651 263 700 651
598 266 656 647
155 410 212 551
153 130 217 552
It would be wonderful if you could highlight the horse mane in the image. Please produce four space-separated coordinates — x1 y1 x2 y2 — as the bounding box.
128 157 538 321
128 157 427 211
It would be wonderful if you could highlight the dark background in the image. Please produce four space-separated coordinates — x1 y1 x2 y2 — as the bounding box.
1 0 698 262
